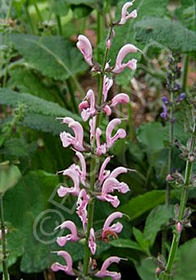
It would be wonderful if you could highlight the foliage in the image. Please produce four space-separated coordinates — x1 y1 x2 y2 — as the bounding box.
0 0 195 279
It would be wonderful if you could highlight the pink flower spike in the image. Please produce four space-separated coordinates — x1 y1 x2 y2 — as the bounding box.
76 35 93 66
56 221 79 247
103 76 113 102
102 212 123 240
104 105 112 116
81 89 96 121
99 156 111 185
111 93 130 107
60 117 85 151
88 228 96 255
51 251 75 276
76 189 90 230
112 44 137 74
119 2 137 25
96 128 107 156
95 256 121 280
75 151 86 185
106 118 126 149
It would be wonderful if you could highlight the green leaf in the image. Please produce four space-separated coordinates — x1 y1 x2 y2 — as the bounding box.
0 162 21 194
7 66 63 104
110 238 144 252
10 34 87 80
174 238 196 280
144 205 173 246
137 122 168 152
133 227 150 253
136 258 157 280
0 88 81 135
134 18 196 52
119 190 178 220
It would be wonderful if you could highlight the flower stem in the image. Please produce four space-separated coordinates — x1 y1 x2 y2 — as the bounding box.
0 194 9 280
83 156 97 277
163 124 195 279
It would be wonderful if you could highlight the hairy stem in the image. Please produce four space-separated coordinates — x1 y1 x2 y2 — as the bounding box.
0 195 9 280
163 124 195 279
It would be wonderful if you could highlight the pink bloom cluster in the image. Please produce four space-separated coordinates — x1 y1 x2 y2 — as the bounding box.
51 2 137 279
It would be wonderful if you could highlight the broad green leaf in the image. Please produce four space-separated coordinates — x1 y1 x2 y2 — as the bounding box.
8 66 63 104
134 18 196 52
136 258 157 280
144 205 173 246
174 238 196 280
110 238 144 252
137 122 167 152
0 88 80 120
3 170 82 272
0 162 21 194
119 190 178 220
10 34 87 80
0 88 81 135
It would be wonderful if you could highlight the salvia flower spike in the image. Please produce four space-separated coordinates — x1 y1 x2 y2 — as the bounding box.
52 3 138 278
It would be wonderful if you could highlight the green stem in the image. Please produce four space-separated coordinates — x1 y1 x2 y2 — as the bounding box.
33 0 43 22
0 195 9 280
56 15 63 36
25 0 36 34
96 11 104 64
163 125 195 279
6 0 13 21
166 91 174 207
182 54 189 92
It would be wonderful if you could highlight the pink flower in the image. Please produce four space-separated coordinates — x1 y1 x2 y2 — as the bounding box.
75 151 86 185
97 177 130 207
99 156 111 185
103 76 113 102
111 93 130 107
102 212 123 241
104 105 112 116
76 35 93 66
56 221 80 247
88 228 96 255
60 117 85 151
57 168 80 197
78 100 89 111
110 167 128 179
176 222 183 234
106 118 126 149
96 128 107 156
76 189 90 230
89 116 96 142
95 256 121 280
119 2 137 25
80 89 96 121
112 44 137 74
51 251 75 276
